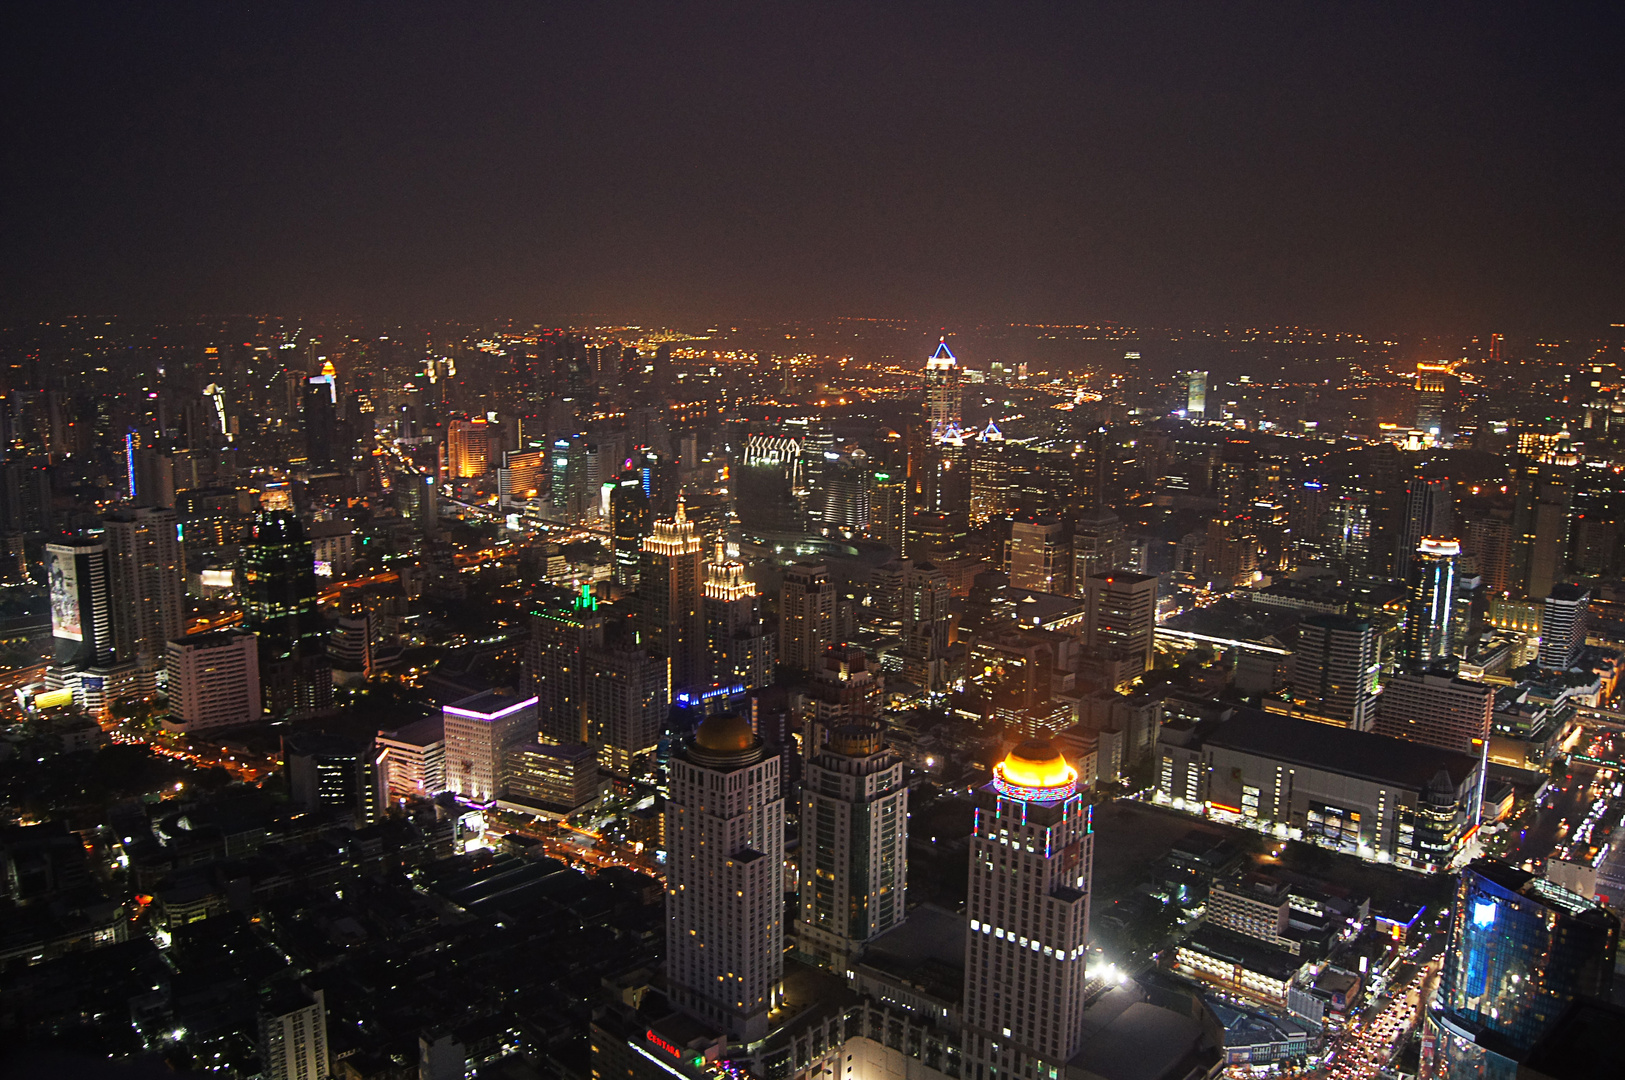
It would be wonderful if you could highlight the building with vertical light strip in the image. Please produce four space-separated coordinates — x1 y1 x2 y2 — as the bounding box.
796 724 907 972
665 714 784 1042
963 740 1093 1080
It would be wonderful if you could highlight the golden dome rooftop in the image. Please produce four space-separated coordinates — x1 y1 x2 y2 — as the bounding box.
687 713 764 767
993 739 1078 800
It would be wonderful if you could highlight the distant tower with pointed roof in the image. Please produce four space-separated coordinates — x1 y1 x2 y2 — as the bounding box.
925 338 962 437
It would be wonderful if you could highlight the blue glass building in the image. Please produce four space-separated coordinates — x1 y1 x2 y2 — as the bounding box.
1424 859 1617 1078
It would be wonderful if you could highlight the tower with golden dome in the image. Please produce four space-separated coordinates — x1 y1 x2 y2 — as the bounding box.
963 739 1094 1077
665 711 784 1042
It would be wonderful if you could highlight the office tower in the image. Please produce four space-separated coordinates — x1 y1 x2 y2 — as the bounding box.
819 458 870 534
446 417 492 478
968 428 1009 527
807 644 883 734
441 689 539 804
1373 669 1493 757
1070 507 1127 587
302 373 337 469
906 508 968 559
45 539 116 668
505 739 602 811
1008 515 1068 594
1183 369 1209 418
526 587 604 743
869 471 907 554
610 470 652 587
284 732 380 824
1539 584 1591 672
780 562 836 674
498 446 547 506
327 614 372 683
103 506 185 672
1514 461 1573 600
1083 572 1157 676
1292 614 1378 730
1427 860 1618 1077
796 724 907 972
1403 537 1459 668
963 741 1093 1077
163 630 261 732
583 646 668 778
240 511 323 655
549 433 600 524
638 501 706 696
375 716 447 800
924 339 962 436
258 986 330 1080
665 714 784 1041
1395 475 1455 577
1463 514 1514 596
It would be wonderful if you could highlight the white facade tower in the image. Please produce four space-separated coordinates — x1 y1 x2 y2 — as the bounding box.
666 713 785 1043
963 740 1094 1080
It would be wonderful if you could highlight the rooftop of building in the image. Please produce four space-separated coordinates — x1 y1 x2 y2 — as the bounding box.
1068 984 1222 1080
1197 707 1481 791
379 714 445 747
444 687 536 719
1180 925 1306 983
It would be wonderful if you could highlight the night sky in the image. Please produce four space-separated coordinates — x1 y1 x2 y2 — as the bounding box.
3 2 1622 333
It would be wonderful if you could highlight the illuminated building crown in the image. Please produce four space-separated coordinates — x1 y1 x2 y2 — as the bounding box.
992 739 1078 802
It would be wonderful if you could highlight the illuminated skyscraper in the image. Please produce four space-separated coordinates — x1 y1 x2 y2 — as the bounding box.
638 501 706 696
44 539 115 669
869 470 907 554
1292 614 1378 731
1403 537 1459 668
610 469 652 587
526 586 604 743
925 339 962 436
1539 583 1591 672
1427 859 1617 1077
583 646 668 778
963 740 1093 1077
1183 369 1208 418
103 505 185 673
1083 572 1157 679
1395 474 1455 577
665 714 784 1041
796 723 907 972
303 372 338 469
1071 506 1128 587
447 417 492 478
1008 515 1067 595
779 562 835 674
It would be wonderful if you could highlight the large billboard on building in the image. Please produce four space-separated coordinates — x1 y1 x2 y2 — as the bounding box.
46 545 82 641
